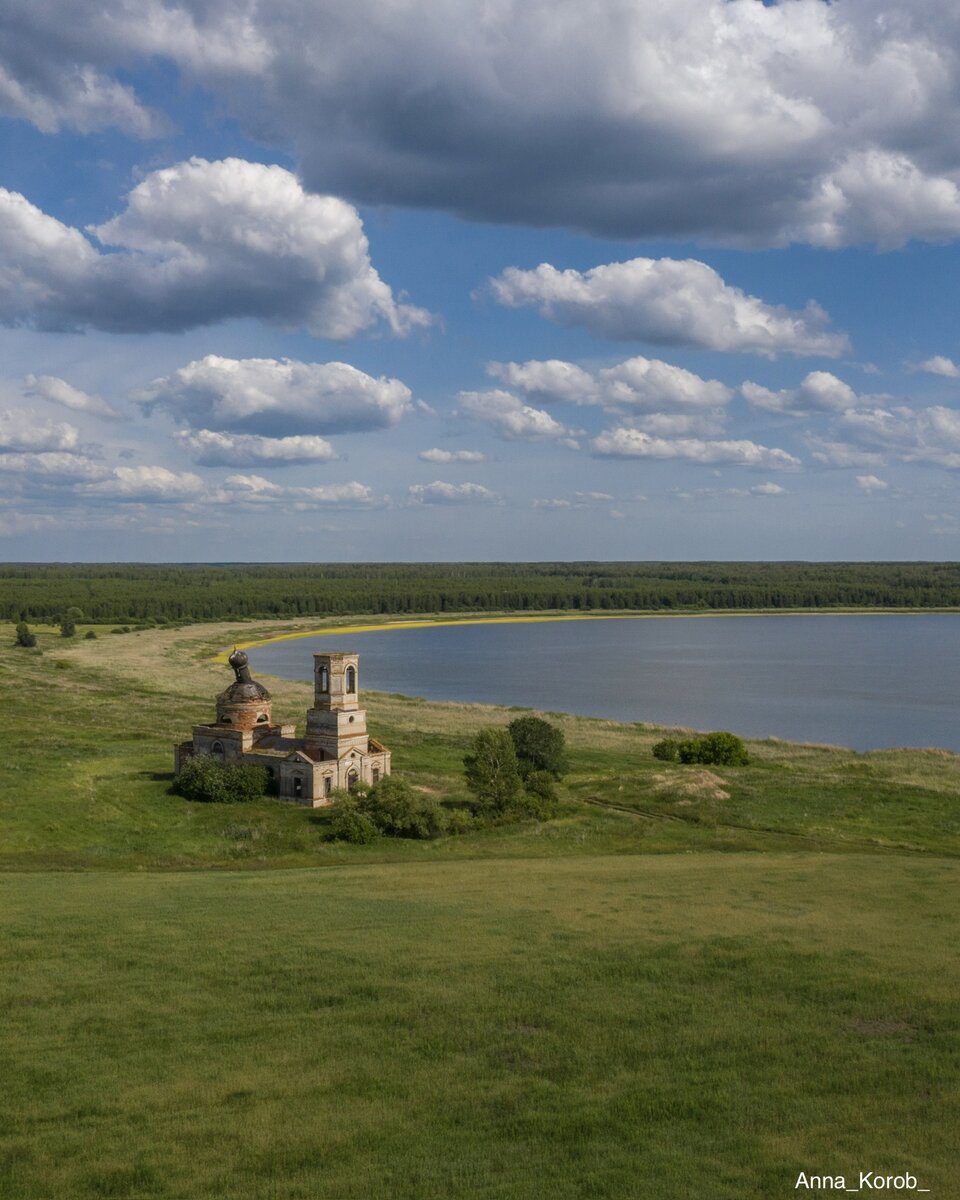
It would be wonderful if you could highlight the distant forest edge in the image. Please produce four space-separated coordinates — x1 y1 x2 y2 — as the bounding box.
4 563 960 624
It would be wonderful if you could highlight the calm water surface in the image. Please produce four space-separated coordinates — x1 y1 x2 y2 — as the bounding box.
248 615 960 751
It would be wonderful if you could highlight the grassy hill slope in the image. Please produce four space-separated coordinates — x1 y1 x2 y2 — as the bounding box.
2 619 959 1199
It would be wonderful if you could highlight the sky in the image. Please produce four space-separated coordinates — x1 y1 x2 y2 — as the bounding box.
3 2 960 562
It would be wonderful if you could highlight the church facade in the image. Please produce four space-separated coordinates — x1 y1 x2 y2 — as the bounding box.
174 648 391 806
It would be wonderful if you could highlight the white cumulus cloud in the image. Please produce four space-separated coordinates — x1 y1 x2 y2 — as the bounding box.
79 465 205 501
856 474 889 492
408 481 499 505
490 258 848 357
591 428 800 469
742 372 860 416
457 390 577 443
140 355 412 438
0 410 80 453
0 158 430 337
174 429 337 467
418 448 486 464
917 355 960 378
216 475 376 509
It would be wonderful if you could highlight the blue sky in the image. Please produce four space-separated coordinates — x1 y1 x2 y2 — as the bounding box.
3 1 960 561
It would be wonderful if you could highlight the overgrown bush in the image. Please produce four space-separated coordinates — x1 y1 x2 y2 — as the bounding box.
329 797 381 844
359 776 446 839
653 732 749 767
328 778 448 842
511 771 559 819
84 630 97 639
175 755 269 804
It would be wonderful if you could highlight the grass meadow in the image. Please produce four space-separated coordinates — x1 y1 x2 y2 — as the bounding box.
2 617 960 1197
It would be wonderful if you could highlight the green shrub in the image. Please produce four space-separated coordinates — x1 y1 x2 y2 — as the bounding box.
175 756 269 804
508 716 568 779
84 630 97 639
359 776 447 839
443 808 477 835
652 738 681 762
657 731 749 767
697 732 750 765
516 770 559 819
329 797 381 844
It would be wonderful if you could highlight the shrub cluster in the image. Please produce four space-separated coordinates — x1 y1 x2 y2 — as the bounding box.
175 755 269 804
330 776 451 843
652 731 749 766
462 717 568 820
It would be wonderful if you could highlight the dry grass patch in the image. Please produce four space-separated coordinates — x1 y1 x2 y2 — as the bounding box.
652 769 731 802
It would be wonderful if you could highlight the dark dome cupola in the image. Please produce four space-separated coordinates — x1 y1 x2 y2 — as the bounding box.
216 649 273 728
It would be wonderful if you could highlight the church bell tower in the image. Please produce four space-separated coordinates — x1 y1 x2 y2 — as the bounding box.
304 652 369 759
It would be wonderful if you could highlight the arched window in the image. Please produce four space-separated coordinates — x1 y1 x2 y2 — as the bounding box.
346 665 356 693
347 768 359 791
211 741 224 759
372 767 380 785
293 775 303 798
318 665 329 693
256 713 268 723
324 776 332 796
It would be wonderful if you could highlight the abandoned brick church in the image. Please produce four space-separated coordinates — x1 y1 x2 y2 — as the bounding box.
174 647 391 806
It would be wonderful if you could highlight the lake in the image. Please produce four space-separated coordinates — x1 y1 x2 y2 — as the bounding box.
247 614 960 752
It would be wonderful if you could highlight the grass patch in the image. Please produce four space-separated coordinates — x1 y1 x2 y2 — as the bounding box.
1 856 958 1199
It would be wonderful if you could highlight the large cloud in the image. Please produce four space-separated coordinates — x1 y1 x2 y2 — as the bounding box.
490 355 732 411
839 404 960 469
489 259 848 357
0 158 430 337
742 372 861 416
139 355 412 438
10 2 960 246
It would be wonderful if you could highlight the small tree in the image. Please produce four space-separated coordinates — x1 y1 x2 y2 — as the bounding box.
464 727 523 815
15 621 37 648
59 615 76 638
507 716 568 780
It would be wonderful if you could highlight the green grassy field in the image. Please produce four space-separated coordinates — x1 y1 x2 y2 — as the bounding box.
2 619 959 1198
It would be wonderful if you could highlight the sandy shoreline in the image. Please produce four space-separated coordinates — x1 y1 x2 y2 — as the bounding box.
223 607 956 659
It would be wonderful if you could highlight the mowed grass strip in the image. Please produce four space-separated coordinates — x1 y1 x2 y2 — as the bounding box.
1 855 958 1200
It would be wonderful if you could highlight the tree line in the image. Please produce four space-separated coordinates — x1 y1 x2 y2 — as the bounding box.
3 561 960 623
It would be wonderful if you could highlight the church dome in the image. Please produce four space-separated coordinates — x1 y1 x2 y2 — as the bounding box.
218 677 271 704
215 647 273 728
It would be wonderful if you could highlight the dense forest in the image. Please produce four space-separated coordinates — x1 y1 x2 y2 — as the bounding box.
3 562 960 624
